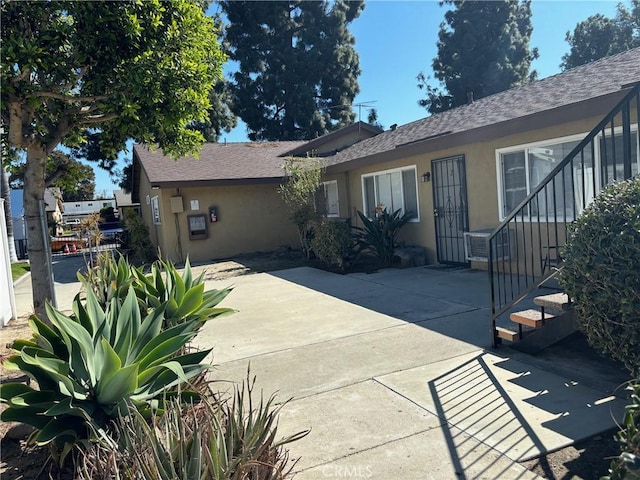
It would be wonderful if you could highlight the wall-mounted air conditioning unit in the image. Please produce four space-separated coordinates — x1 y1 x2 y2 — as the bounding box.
463 229 512 262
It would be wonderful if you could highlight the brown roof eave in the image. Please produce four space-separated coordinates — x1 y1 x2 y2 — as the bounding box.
149 177 286 189
326 89 629 174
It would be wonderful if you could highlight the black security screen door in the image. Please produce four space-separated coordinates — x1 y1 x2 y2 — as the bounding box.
431 155 470 265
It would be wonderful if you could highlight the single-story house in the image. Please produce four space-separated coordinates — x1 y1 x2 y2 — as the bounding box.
11 187 64 242
132 47 639 266
131 123 382 262
113 189 140 219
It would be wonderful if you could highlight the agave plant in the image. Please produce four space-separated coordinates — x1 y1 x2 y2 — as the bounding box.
132 257 234 329
353 208 412 267
78 373 309 480
0 285 221 463
77 251 138 307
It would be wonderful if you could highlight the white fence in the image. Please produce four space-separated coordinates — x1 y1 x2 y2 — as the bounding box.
0 199 17 327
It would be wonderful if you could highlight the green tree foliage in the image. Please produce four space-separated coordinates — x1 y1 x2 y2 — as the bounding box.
279 157 324 258
561 1 640 70
418 0 538 114
1 0 225 319
189 79 238 142
9 150 96 201
220 0 364 141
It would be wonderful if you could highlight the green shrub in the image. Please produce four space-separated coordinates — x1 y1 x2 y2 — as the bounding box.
559 177 640 374
131 257 234 329
604 378 640 480
0 254 234 464
121 208 156 265
311 219 354 271
353 208 412 268
78 373 308 480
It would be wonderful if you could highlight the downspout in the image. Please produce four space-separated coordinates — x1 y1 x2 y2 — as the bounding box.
174 188 184 263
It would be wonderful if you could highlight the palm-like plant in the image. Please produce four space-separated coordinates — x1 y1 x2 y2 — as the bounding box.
353 208 412 267
78 373 309 480
0 254 235 464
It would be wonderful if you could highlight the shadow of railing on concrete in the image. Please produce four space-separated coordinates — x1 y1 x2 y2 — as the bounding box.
428 353 558 479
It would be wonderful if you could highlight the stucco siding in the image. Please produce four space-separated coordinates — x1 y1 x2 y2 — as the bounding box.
143 184 298 263
344 113 612 266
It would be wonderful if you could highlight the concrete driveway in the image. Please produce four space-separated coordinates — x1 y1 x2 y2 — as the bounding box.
195 266 627 480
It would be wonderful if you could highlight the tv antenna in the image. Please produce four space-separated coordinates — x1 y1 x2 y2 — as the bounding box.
354 101 377 122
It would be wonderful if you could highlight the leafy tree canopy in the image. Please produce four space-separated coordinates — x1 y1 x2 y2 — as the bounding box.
8 150 96 202
418 0 538 114
1 0 225 319
561 0 640 70
220 0 364 141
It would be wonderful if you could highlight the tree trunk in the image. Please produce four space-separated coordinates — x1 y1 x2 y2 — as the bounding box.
24 144 54 320
0 167 18 262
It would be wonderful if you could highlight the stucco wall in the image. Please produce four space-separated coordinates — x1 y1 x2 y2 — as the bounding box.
142 182 298 263
343 114 611 267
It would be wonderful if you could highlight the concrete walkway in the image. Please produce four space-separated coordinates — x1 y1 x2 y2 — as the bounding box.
11 260 627 479
194 266 628 480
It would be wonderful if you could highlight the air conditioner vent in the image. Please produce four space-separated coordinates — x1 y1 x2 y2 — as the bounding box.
464 229 512 262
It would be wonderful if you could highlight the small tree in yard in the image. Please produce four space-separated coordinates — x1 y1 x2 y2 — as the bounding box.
1 0 225 320
279 157 324 258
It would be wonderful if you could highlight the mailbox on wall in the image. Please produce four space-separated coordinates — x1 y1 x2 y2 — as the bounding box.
187 214 208 240
209 206 218 223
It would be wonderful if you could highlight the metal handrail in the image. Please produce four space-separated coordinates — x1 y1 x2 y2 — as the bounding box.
488 83 640 347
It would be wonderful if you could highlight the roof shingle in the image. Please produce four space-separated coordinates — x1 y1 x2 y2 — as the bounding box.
134 141 306 184
328 47 640 167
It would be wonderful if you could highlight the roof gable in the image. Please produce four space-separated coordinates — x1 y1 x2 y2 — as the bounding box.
281 122 383 157
134 141 307 187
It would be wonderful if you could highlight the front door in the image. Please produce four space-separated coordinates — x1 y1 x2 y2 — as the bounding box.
432 155 470 265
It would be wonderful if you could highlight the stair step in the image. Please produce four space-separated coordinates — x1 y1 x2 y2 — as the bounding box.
510 309 557 328
534 292 571 311
496 326 527 342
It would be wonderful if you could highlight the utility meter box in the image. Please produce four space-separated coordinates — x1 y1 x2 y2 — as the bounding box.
170 196 184 213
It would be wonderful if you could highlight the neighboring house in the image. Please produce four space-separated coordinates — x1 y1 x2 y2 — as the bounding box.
44 188 64 236
113 189 140 219
62 198 116 224
133 48 639 265
12 188 64 240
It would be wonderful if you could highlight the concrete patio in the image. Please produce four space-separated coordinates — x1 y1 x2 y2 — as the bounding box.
195 266 628 480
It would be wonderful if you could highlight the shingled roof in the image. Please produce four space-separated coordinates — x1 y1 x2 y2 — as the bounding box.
326 47 640 170
134 141 306 187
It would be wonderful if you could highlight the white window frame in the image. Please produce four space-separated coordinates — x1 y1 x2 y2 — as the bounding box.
321 180 340 218
151 195 161 225
361 165 420 222
496 127 639 221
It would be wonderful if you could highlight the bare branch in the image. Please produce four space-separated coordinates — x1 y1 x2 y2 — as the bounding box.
45 116 72 154
7 100 26 148
80 113 119 125
10 68 31 84
25 91 113 103
45 168 67 187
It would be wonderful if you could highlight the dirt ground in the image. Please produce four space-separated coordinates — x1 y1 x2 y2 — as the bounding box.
0 250 624 479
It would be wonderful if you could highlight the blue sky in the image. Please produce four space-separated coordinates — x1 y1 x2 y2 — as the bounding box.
93 0 620 195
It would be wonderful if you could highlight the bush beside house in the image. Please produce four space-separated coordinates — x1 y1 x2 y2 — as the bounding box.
560 177 640 479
